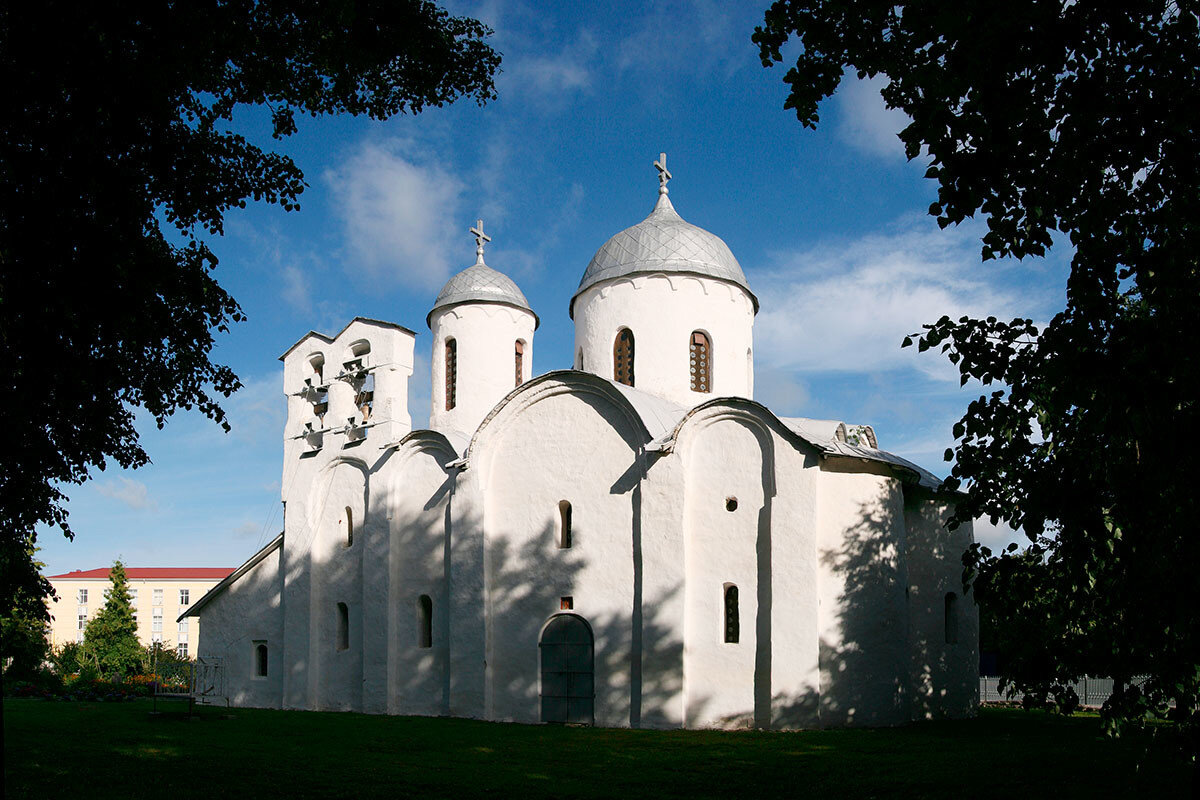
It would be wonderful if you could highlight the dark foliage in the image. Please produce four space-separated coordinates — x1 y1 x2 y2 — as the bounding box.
755 0 1200 751
0 1 499 615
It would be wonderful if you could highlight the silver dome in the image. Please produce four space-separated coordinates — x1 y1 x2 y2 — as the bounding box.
570 193 758 318
427 262 539 329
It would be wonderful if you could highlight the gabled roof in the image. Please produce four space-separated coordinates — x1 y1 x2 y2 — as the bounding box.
277 317 417 361
48 567 235 580
179 533 283 621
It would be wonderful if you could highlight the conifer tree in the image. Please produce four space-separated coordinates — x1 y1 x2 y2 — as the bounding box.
81 561 141 677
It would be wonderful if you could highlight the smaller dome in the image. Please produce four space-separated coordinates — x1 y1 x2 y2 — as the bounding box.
427 262 539 329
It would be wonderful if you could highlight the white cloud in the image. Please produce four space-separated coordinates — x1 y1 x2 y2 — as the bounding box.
325 138 465 290
974 517 1025 553
96 477 154 510
502 29 598 103
837 74 911 159
280 264 310 312
754 217 1042 380
753 367 810 417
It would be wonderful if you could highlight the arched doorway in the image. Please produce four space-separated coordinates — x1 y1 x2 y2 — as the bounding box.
539 614 594 724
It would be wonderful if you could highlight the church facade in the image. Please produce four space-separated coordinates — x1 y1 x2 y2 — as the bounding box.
184 158 979 728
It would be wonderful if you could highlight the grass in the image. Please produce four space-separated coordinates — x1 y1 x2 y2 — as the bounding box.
2 700 1188 799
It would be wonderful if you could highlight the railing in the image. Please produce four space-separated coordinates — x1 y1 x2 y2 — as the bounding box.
980 675 1149 707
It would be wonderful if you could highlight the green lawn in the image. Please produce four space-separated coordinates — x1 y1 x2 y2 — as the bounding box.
2 700 1188 798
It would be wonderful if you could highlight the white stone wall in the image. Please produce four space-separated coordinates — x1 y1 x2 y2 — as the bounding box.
676 408 821 730
429 303 536 437
472 382 645 726
193 544 284 708
815 463 911 727
573 275 755 407
904 492 980 719
198 365 980 730
384 436 455 716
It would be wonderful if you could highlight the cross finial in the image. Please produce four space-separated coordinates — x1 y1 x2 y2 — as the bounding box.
470 219 491 264
654 152 672 195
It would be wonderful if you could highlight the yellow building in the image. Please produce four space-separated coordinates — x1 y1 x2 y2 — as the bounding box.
46 567 234 659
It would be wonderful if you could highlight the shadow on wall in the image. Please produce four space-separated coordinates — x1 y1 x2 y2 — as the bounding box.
478 484 687 728
816 490 975 727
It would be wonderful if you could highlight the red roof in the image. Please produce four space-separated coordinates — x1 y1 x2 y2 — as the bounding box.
47 567 235 580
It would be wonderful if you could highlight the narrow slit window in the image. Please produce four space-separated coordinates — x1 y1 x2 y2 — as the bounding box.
417 595 433 648
557 500 572 549
515 340 525 387
577 348 584 371
445 338 457 410
254 643 268 677
944 592 959 644
344 506 353 548
613 328 635 386
336 602 349 651
690 331 712 392
724 584 739 643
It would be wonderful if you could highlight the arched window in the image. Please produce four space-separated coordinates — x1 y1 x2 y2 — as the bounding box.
515 340 525 387
557 500 572 549
307 353 325 385
254 643 268 677
613 328 635 386
444 338 457 410
690 331 712 393
577 348 584 371
944 593 959 644
724 584 739 643
417 595 433 648
336 602 349 651
343 507 353 548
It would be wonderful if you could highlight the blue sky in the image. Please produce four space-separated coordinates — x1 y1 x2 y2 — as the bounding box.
39 0 1069 576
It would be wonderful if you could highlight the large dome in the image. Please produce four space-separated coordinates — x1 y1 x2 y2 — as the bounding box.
427 262 538 328
570 193 758 318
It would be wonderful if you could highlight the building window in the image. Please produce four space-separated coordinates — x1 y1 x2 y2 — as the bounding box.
690 331 712 393
577 348 584 370
724 584 739 644
76 631 85 643
336 602 349 651
177 643 188 659
444 338 457 410
344 506 354 548
417 595 433 649
725 496 738 512
945 593 959 644
129 588 138 604
151 632 162 644
515 340 525 387
153 589 163 606
77 588 88 604
560 596 573 610
179 619 189 632
152 609 163 632
77 612 87 631
613 328 635 386
179 589 189 606
254 643 268 678
178 632 188 644
557 500 573 549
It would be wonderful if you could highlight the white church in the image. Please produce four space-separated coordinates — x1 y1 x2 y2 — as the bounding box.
185 156 979 729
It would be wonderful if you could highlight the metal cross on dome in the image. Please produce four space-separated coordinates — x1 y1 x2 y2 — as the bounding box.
654 152 672 194
470 219 491 263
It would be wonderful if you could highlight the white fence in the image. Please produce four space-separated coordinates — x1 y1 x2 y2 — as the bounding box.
980 675 1148 707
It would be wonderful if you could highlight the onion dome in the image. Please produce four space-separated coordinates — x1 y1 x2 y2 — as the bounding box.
570 155 757 318
427 220 539 328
